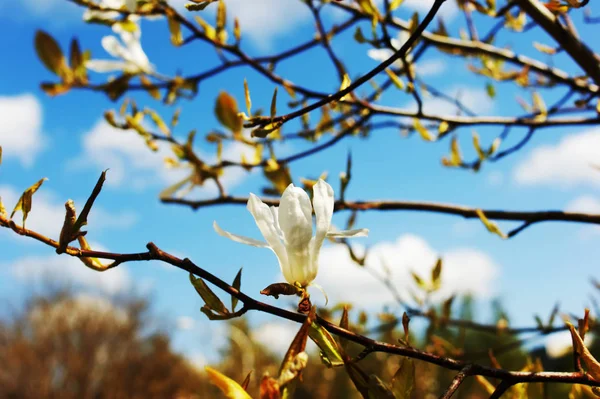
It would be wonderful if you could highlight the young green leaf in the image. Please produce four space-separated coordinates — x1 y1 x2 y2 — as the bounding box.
475 209 508 239
391 357 415 399
270 87 278 120
189 273 229 315
10 177 48 228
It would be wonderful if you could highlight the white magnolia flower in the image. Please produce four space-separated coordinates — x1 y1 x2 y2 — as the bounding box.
214 180 368 287
85 24 154 74
367 30 413 68
83 0 137 22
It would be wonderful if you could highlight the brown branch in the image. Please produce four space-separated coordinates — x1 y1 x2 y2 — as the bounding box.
160 196 600 236
489 380 514 398
332 1 599 94
439 365 474 399
244 0 447 129
517 0 600 86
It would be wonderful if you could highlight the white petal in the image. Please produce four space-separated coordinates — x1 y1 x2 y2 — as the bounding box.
247 194 289 273
270 206 284 240
213 221 269 248
306 179 334 282
101 35 128 59
85 59 129 73
367 48 393 62
124 0 137 12
83 9 120 21
278 184 313 249
327 228 369 238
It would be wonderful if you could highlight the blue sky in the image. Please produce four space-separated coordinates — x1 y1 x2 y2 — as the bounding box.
1 0 600 364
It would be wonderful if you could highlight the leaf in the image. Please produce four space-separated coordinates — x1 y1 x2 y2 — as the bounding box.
391 357 415 399
264 159 292 194
10 178 48 228
35 30 70 80
345 362 371 398
413 118 434 141
189 273 229 315
368 375 396 399
472 132 486 161
77 236 108 271
339 74 352 101
231 268 242 311
104 74 132 101
216 0 227 43
431 258 442 288
441 136 462 167
411 271 426 288
241 370 252 391
205 366 253 399
244 79 252 118
385 68 404 90
354 27 368 43
233 17 241 42
533 41 557 55
569 321 600 382
168 14 183 46
215 91 243 133
475 209 507 239
402 312 410 343
159 176 191 199
140 75 161 100
389 0 404 11
40 82 71 97
194 15 217 40
532 91 547 120
309 320 344 367
486 82 496 98
279 309 312 380
339 306 350 351
0 197 6 218
270 87 278 120
475 375 495 394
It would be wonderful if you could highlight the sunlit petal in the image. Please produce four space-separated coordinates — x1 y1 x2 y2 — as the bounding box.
213 221 269 248
278 184 312 248
85 59 129 73
326 228 369 238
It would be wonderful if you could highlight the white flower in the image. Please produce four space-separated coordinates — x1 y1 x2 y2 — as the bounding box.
367 30 413 68
83 0 138 22
214 180 368 287
85 23 154 74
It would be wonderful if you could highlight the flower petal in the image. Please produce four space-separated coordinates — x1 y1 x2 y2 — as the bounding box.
307 179 334 281
101 35 128 59
213 221 269 248
327 228 369 238
85 59 130 73
247 194 289 274
278 184 313 249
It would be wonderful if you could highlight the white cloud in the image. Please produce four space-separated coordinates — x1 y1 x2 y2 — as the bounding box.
176 316 195 331
72 119 255 194
513 129 600 188
0 94 45 167
9 253 132 295
566 195 600 214
0 184 137 240
315 234 499 308
403 86 495 117
545 330 593 359
252 321 302 355
401 0 459 20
